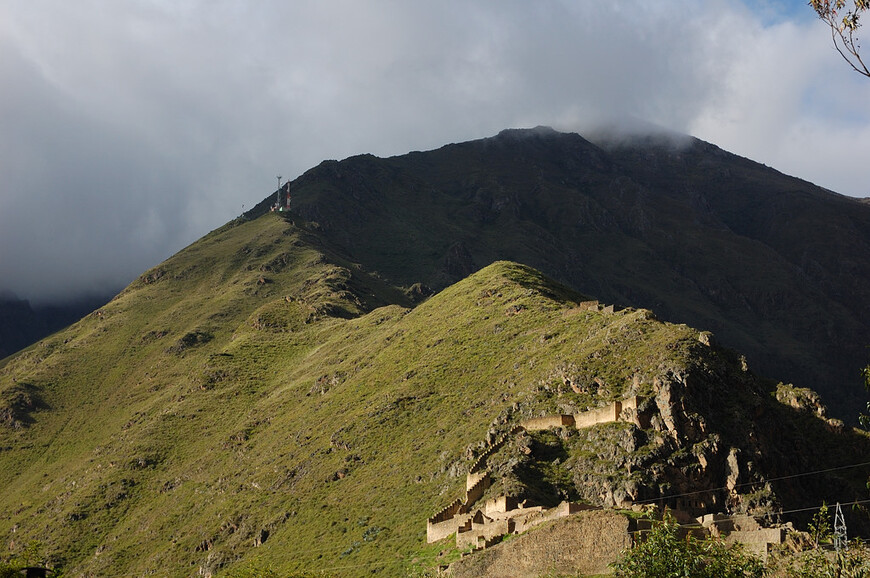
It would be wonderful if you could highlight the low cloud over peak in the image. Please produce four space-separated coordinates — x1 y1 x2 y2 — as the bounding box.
1 1 869 302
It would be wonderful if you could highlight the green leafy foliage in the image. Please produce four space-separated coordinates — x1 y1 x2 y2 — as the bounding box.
810 0 870 77
611 517 766 578
809 503 833 547
0 540 63 577
784 540 870 578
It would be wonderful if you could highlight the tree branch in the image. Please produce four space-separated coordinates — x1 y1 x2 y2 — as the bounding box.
812 0 870 77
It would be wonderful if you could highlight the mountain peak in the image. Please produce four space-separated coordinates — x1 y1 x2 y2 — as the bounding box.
494 125 561 139
275 127 870 419
2 129 870 575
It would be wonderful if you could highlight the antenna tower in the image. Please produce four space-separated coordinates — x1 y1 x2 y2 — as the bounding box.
834 502 848 551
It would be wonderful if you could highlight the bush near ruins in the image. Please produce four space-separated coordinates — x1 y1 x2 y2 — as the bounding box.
782 541 870 578
611 516 765 578
0 540 62 577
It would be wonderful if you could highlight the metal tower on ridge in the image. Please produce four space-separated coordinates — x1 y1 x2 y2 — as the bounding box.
834 502 848 551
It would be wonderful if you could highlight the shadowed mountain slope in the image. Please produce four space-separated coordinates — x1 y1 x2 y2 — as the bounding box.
0 293 113 360
250 127 870 419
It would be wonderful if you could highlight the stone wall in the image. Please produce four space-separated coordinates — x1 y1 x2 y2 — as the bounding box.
571 396 643 429
574 401 622 429
456 516 511 550
576 300 617 314
468 425 523 474
446 509 632 578
724 528 784 561
520 414 575 431
618 395 647 427
465 473 491 506
621 396 639 413
427 499 468 542
466 470 487 492
428 512 474 543
430 498 464 525
484 495 518 516
510 508 547 534
510 502 596 534
427 399 639 545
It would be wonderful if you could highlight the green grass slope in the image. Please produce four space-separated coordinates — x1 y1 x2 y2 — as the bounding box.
0 212 867 576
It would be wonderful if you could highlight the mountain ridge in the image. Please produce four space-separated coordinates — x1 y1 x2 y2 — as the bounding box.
1 128 869 575
263 126 870 419
1 243 867 575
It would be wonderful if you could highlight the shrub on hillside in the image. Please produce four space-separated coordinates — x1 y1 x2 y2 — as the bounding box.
783 541 870 578
611 516 766 578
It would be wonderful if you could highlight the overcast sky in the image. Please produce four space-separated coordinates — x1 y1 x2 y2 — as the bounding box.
1 0 869 303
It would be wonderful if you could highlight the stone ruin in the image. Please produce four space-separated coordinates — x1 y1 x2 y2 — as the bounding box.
426 395 786 558
427 397 643 548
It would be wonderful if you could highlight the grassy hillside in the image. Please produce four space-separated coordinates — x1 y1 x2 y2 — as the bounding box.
273 127 870 420
1 210 868 576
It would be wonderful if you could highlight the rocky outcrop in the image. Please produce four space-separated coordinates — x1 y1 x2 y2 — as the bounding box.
471 348 870 530
0 383 44 429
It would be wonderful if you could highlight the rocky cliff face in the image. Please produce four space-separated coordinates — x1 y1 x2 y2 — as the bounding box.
466 328 869 532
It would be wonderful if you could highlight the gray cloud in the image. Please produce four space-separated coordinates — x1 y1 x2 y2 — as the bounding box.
1 0 868 302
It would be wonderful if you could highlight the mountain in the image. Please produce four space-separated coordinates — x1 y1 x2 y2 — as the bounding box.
249 126 870 420
0 128 869 576
0 292 115 360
